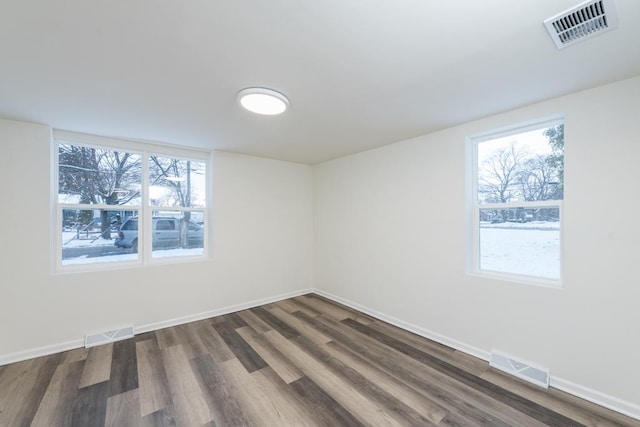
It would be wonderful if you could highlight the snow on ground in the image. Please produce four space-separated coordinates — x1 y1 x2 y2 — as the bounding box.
152 248 204 258
62 253 137 265
62 231 119 247
480 226 560 280
62 247 204 266
479 220 559 230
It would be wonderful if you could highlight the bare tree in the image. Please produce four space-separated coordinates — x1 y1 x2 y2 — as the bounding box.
478 143 529 203
149 157 191 206
477 127 564 223
543 124 564 199
58 144 141 238
149 156 201 248
518 155 561 201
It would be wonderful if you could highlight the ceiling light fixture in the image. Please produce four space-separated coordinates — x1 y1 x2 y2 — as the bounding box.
237 87 289 115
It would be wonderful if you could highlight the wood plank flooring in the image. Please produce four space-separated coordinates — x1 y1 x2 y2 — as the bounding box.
1 294 638 426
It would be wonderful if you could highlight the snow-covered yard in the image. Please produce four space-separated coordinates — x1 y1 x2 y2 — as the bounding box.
479 222 560 280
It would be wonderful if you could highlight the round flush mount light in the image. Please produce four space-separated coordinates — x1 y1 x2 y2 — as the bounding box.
237 87 289 115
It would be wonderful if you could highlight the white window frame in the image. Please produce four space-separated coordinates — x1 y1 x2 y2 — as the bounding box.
52 130 212 273
467 115 564 288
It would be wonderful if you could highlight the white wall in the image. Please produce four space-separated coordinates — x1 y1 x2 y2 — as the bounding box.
314 76 640 408
2 75 639 415
0 120 314 357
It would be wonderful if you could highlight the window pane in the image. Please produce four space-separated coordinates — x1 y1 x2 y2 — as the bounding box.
477 124 564 204
151 211 205 258
479 207 560 280
149 156 206 208
61 209 138 265
58 144 141 205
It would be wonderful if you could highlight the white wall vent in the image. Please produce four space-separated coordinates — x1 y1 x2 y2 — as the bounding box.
544 0 618 49
85 325 134 348
489 350 550 388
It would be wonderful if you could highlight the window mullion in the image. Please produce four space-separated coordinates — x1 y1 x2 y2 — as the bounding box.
479 201 561 209
142 151 151 263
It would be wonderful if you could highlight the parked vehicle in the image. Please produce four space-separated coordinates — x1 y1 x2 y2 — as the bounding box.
114 217 203 252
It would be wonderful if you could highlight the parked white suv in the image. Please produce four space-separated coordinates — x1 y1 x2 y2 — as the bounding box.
114 217 203 252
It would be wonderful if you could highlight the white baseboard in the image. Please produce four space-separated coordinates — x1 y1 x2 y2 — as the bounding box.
314 289 640 422
313 289 490 361
0 339 84 366
134 288 313 334
0 288 313 367
550 377 640 421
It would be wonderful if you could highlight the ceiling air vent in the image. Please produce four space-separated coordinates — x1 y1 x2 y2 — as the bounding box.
544 0 618 49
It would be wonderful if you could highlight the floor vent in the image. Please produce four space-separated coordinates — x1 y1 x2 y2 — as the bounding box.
85 325 134 348
544 0 618 49
489 350 550 388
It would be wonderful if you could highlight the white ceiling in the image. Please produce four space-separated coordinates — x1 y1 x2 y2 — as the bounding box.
1 0 639 164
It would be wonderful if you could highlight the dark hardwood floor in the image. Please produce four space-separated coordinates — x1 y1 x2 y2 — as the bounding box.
1 294 638 426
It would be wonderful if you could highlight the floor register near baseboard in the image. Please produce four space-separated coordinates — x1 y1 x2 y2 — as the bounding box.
490 350 550 388
84 325 134 348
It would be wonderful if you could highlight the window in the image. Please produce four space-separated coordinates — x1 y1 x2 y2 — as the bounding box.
54 131 210 271
469 117 564 286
